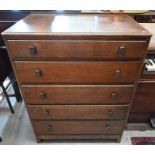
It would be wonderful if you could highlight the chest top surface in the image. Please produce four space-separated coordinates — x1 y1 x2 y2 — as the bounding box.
2 14 151 37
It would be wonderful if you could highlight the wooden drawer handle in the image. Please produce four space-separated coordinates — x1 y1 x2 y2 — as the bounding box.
35 69 42 77
47 125 53 133
118 46 126 56
108 110 113 117
44 110 50 117
105 124 110 131
39 92 47 99
29 45 37 55
114 69 121 80
111 93 118 99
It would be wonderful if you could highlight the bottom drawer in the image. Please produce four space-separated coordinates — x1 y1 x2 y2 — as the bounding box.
36 134 121 142
32 120 124 135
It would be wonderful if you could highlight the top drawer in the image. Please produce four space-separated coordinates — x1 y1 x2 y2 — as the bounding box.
7 40 147 59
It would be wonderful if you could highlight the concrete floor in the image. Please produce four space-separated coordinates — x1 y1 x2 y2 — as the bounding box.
1 101 155 145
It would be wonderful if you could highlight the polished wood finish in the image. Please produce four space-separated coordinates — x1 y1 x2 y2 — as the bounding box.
32 120 124 135
3 14 150 36
36 134 121 142
8 40 146 59
2 14 150 142
27 105 128 120
15 61 141 84
21 85 134 105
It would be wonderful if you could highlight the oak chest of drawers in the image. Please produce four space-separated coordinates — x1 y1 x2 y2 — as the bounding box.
2 14 151 142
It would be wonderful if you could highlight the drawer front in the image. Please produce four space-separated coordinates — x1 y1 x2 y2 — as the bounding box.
22 85 134 105
8 40 146 59
15 61 141 84
36 134 121 140
32 120 124 135
27 105 128 120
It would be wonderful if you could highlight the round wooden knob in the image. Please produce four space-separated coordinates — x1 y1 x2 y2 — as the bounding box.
118 46 126 56
29 45 37 55
111 93 118 99
47 125 53 133
108 110 113 117
105 124 110 131
44 110 50 117
114 69 121 80
35 69 42 77
39 92 46 99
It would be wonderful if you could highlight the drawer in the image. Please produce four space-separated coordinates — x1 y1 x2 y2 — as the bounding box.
27 105 128 120
36 134 121 141
8 40 147 59
21 85 134 105
32 120 124 135
15 61 141 84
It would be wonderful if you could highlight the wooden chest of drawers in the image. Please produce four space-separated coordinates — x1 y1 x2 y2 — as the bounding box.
2 14 151 142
